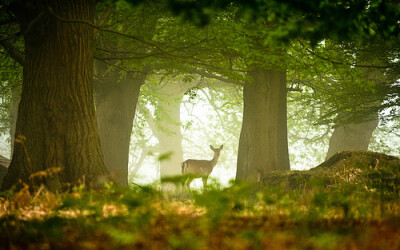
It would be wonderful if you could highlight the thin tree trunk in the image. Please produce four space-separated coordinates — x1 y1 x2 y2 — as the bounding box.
147 80 197 179
236 68 290 181
9 83 21 156
2 0 108 190
157 95 184 177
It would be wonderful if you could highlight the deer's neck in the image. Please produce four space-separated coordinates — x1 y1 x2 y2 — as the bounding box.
210 154 219 167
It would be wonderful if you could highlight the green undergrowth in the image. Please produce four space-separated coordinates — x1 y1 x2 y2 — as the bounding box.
0 151 400 249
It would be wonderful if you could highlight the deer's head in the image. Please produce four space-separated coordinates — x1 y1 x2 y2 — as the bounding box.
210 145 223 157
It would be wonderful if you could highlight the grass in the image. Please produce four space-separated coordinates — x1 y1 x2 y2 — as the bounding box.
0 151 400 249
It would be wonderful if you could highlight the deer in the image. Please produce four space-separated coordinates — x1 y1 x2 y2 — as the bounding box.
181 145 223 190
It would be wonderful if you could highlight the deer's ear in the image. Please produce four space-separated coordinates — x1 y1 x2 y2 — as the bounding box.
220 145 224 149
210 145 215 150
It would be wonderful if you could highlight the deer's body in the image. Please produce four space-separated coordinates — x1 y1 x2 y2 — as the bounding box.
182 145 223 190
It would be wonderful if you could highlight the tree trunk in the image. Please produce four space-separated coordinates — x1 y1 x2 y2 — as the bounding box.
147 80 198 178
325 115 379 160
9 83 21 156
157 95 184 177
236 68 290 181
95 62 145 186
325 52 384 160
2 0 108 190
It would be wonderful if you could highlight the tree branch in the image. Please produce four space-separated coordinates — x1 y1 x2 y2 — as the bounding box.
47 6 173 56
94 5 114 36
0 39 24 66
298 40 390 69
0 17 17 26
138 104 159 139
286 87 302 92
190 69 244 86
0 32 21 42
48 6 245 75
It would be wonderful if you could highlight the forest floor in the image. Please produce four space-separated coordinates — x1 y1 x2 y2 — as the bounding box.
0 151 400 249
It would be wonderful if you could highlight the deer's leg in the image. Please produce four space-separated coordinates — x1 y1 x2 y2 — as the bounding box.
202 176 208 189
181 177 186 193
186 178 193 190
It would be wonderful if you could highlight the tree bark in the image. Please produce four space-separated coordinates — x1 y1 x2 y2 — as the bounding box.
325 114 379 160
94 60 145 186
146 81 189 178
325 52 385 160
156 94 184 177
236 68 290 181
92 4 158 186
2 0 108 190
9 83 21 156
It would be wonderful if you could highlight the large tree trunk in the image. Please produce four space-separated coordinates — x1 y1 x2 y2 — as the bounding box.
92 4 158 186
236 68 290 181
325 116 379 160
95 61 145 186
2 0 108 190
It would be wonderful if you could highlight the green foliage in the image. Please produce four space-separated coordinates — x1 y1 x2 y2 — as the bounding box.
95 0 399 181
192 180 255 221
0 43 22 141
166 0 400 45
